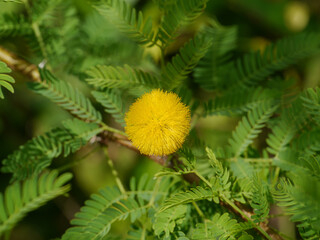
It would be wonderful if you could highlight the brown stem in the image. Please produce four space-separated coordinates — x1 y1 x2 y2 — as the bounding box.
0 46 40 82
0 46 282 240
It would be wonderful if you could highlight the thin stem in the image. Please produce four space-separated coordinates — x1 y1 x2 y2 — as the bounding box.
140 226 146 240
221 195 273 240
272 167 281 186
100 122 127 136
160 47 166 70
103 148 126 195
22 0 49 62
149 178 161 207
192 201 205 218
32 23 49 61
227 157 273 163
194 170 212 188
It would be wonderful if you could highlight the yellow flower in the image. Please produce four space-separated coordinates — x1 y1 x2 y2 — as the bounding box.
125 89 191 156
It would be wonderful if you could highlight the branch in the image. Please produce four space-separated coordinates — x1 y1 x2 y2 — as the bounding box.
0 46 40 82
0 46 282 240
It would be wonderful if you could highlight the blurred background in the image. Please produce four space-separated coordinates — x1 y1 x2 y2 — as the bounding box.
0 0 320 239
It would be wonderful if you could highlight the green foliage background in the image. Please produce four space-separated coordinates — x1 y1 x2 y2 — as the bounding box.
0 0 320 239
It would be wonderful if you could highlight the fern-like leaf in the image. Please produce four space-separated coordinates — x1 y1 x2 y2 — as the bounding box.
275 150 320 181
127 227 147 240
153 0 176 11
153 205 187 238
250 175 269 223
159 186 214 212
230 159 254 180
2 119 102 181
301 87 320 125
206 147 232 201
129 173 170 201
203 87 280 117
194 24 238 90
61 185 123 240
92 90 126 126
0 61 15 99
291 128 320 156
192 213 253 240
86 64 160 90
30 0 62 24
228 102 278 157
273 177 320 239
62 195 148 240
157 0 208 47
0 170 72 236
161 33 212 89
0 14 32 37
228 32 320 88
93 0 157 47
266 97 310 156
155 147 196 178
63 174 168 240
266 120 297 157
29 68 102 123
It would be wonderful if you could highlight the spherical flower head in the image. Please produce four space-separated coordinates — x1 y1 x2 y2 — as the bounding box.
125 89 191 156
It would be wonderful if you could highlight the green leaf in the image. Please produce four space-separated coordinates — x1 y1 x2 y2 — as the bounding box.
62 174 168 240
301 87 320 125
2 120 103 181
275 150 320 181
194 24 238 90
250 175 269 223
161 32 212 89
228 102 278 157
153 205 187 238
206 147 232 199
0 171 72 237
86 64 160 90
266 97 310 156
203 87 281 117
30 0 62 24
159 186 214 212
272 177 320 239
0 61 15 99
62 194 148 240
92 89 125 126
157 0 208 48
29 68 102 123
127 227 147 240
0 14 32 37
291 128 320 156
93 0 157 47
192 213 253 239
227 32 320 88
230 158 254 180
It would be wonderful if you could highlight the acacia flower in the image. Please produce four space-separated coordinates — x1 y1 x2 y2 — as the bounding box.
125 89 191 156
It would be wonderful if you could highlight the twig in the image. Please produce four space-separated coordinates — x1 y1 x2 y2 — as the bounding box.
103 147 127 195
22 0 49 63
0 46 40 82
